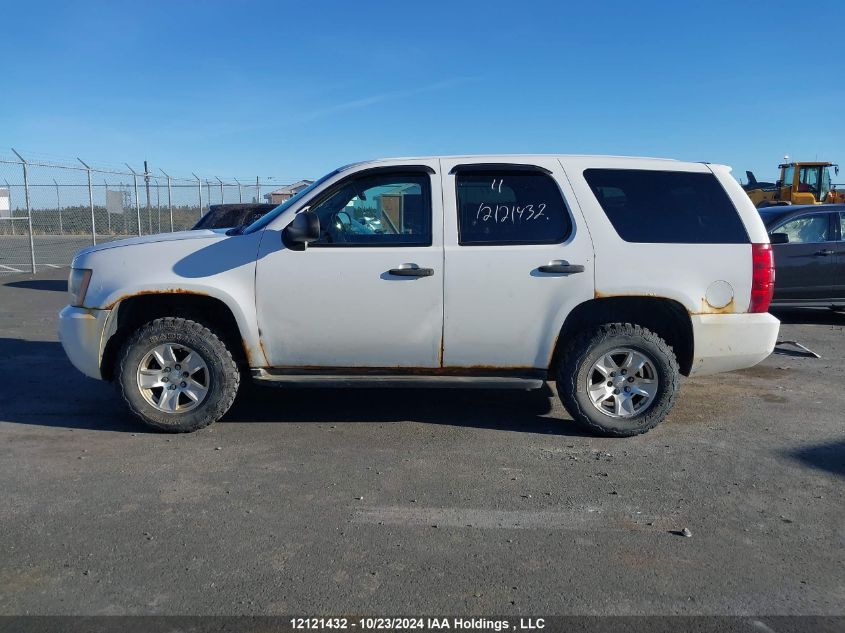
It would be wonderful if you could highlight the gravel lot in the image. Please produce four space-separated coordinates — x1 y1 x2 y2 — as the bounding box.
1 269 843 616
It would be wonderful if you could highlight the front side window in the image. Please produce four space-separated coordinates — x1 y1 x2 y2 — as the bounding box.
583 169 749 244
310 172 431 246
776 214 830 244
456 170 571 245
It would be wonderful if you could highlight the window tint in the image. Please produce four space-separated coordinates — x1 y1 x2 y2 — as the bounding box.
310 172 431 246
583 169 749 244
456 170 571 245
776 214 830 244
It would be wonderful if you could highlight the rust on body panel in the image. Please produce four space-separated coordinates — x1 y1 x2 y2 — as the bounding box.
97 287 209 311
593 289 740 316
699 296 735 315
260 366 541 377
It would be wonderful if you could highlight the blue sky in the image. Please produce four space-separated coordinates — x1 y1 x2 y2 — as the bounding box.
3 0 844 184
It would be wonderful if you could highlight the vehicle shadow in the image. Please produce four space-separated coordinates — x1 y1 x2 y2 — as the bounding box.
770 308 845 326
785 439 845 478
0 337 585 436
4 279 68 292
226 382 587 436
0 338 140 432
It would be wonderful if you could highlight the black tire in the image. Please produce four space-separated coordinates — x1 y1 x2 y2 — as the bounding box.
116 317 240 432
556 323 679 437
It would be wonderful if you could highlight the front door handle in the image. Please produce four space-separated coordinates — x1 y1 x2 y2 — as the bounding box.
538 260 585 274
814 249 835 257
388 263 434 277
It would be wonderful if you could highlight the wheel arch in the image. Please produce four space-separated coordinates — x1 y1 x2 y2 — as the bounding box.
100 292 254 381
548 296 694 377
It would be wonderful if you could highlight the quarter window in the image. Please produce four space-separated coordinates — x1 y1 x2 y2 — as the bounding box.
583 169 749 244
776 214 830 244
309 172 431 246
456 170 571 245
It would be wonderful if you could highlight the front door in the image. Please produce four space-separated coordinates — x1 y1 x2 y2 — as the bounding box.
439 158 594 369
771 211 839 301
254 164 444 368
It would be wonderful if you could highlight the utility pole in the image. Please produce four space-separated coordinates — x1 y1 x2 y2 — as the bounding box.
53 178 63 235
103 179 111 233
77 157 97 245
192 173 203 220
144 160 152 234
126 163 142 235
160 169 174 232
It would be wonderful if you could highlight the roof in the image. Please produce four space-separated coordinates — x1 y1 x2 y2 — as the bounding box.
361 153 682 162
267 179 314 195
336 154 725 172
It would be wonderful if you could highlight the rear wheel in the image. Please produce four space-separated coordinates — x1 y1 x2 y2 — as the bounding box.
117 317 240 432
556 323 679 437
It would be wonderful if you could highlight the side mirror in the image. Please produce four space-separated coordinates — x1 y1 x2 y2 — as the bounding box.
769 232 789 245
775 180 783 189
282 209 320 250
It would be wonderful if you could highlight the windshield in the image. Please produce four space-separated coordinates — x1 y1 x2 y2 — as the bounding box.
243 169 341 234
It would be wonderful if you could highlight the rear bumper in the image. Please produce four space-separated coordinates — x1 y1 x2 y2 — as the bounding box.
688 312 780 376
58 305 112 380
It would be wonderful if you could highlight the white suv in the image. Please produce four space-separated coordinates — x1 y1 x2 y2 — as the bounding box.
59 155 780 436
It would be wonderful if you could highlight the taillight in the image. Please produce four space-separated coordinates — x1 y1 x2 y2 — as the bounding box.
749 243 775 313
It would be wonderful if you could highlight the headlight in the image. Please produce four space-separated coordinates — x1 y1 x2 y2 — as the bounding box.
68 268 92 307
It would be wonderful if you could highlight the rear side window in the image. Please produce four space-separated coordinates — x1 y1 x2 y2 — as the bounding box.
583 169 749 244
456 170 571 245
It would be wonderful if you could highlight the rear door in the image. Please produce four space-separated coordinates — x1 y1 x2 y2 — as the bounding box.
440 158 594 369
770 211 838 301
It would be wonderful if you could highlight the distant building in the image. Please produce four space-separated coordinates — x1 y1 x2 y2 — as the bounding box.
264 180 314 204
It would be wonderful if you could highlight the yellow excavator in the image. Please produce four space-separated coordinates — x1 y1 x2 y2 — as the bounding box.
743 160 845 207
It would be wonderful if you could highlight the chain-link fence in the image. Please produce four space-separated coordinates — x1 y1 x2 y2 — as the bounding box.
0 149 292 273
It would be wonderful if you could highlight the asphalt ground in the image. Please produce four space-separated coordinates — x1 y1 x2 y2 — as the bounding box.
1 269 843 616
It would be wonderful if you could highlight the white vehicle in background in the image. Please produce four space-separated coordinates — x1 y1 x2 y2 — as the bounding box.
59 155 779 436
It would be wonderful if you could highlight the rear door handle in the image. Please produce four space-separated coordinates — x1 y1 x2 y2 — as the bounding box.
814 249 835 257
538 260 585 274
388 263 434 277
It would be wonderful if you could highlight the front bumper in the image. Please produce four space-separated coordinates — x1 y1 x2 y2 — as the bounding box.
688 312 780 376
58 305 112 380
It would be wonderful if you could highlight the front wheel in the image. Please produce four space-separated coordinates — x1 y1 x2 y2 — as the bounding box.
556 323 679 437
116 317 240 432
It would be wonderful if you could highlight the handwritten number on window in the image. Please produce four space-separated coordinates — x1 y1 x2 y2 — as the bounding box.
475 202 549 224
